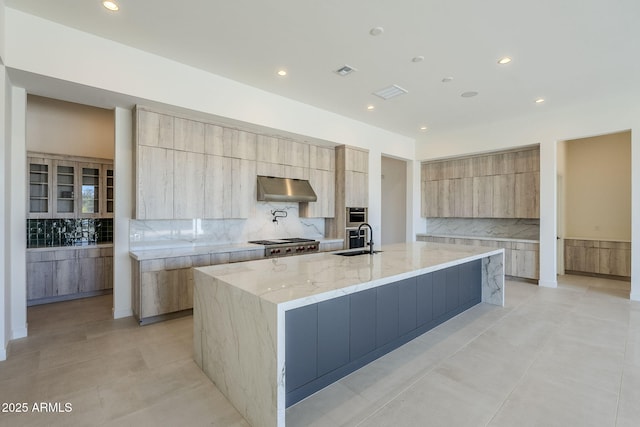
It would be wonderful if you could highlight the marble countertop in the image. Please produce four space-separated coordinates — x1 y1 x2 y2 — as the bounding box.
27 243 114 252
129 238 344 261
417 233 539 244
195 241 503 310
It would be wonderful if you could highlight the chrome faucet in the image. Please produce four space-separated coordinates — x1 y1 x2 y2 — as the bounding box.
357 223 374 254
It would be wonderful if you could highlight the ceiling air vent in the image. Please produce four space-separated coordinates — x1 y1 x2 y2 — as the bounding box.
373 84 408 100
334 65 357 76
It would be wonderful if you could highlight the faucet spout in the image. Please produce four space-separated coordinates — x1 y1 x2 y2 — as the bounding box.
357 223 374 254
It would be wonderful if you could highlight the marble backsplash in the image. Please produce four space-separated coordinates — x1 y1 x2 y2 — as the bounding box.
130 202 325 250
424 218 540 240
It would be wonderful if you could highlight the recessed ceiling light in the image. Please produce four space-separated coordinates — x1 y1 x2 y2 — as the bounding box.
420 126 428 131
441 77 454 83
535 98 545 104
367 105 375 111
498 57 512 65
102 1 119 11
461 91 479 98
412 56 425 63
277 70 287 76
370 27 384 36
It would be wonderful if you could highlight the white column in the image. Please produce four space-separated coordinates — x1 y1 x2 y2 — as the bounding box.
538 140 558 287
9 85 27 339
113 107 133 318
0 64 8 361
630 130 640 300
408 159 421 242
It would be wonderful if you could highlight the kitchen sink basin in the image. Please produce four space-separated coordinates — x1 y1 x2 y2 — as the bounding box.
334 250 383 257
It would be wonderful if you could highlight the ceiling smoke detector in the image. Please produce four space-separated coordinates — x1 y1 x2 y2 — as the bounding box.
373 84 408 100
334 65 357 76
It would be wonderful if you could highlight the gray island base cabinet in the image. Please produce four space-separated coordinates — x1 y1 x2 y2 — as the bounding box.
285 260 482 407
193 242 504 427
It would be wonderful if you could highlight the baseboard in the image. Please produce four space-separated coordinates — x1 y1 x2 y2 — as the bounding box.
538 279 558 288
12 325 28 340
113 308 133 319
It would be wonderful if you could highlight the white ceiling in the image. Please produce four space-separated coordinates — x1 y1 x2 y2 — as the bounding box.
6 0 640 140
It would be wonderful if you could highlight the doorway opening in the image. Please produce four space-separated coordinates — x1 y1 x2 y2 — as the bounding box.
25 95 115 318
381 156 407 244
557 130 631 287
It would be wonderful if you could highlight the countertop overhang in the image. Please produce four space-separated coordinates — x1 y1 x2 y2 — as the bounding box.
195 241 504 310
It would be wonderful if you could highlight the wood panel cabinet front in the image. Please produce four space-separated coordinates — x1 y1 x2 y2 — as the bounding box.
174 151 205 219
137 146 174 219
421 147 540 219
137 109 174 149
300 168 335 218
174 117 205 153
514 172 540 218
345 171 368 207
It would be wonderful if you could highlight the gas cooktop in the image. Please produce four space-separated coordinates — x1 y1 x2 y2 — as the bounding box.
248 238 319 257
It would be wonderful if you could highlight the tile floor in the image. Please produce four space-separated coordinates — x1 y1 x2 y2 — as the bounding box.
1 275 638 426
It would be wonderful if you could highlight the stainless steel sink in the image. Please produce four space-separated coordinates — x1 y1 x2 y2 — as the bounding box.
333 250 383 257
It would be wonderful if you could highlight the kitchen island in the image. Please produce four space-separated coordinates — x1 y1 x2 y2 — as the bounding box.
193 242 504 427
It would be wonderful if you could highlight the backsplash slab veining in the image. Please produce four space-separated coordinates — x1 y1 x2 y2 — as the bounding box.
425 218 540 240
130 202 325 250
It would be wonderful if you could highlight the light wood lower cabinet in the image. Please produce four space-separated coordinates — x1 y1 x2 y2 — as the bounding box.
132 251 265 323
27 246 114 305
565 239 631 277
132 244 345 324
417 236 539 280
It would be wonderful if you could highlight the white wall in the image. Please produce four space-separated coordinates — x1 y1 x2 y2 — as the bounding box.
381 156 407 244
0 0 5 62
564 131 631 240
26 95 114 159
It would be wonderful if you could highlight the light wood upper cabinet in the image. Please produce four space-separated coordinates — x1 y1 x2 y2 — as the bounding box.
135 105 335 220
256 135 280 164
472 176 493 218
309 145 335 171
203 155 228 219
137 109 173 149
204 123 224 156
230 158 256 218
345 171 368 208
174 151 205 219
344 147 368 173
421 147 539 219
223 129 257 160
300 168 335 218
174 118 205 153
514 172 540 218
137 146 174 220
492 174 515 218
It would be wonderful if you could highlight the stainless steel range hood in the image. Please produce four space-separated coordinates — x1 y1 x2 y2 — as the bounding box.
257 175 317 202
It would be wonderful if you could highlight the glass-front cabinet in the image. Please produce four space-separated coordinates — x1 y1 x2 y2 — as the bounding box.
28 157 52 218
27 153 113 219
54 160 76 218
103 166 114 217
80 164 101 217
